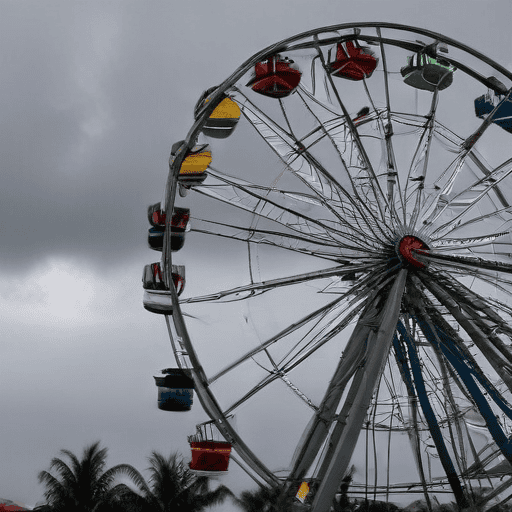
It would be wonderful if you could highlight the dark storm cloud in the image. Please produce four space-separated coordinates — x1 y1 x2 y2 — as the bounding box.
0 3 190 273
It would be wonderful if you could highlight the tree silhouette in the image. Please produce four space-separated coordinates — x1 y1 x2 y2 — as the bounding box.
113 451 233 512
234 485 286 512
38 441 144 512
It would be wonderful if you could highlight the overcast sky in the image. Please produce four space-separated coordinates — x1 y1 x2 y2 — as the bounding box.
1 1 512 510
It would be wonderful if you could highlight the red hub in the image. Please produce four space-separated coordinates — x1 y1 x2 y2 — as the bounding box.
398 236 429 268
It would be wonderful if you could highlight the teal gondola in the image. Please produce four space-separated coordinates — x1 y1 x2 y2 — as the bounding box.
154 368 194 411
474 91 512 134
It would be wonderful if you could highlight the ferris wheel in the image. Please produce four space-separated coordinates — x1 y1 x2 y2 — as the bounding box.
144 23 512 512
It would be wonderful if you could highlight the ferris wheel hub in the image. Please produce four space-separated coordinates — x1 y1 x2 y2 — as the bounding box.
397 235 429 268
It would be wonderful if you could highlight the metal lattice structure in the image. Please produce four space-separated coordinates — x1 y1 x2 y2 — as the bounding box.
152 23 512 512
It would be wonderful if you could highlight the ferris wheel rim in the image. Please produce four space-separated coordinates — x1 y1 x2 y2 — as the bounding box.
183 22 512 157
158 21 512 509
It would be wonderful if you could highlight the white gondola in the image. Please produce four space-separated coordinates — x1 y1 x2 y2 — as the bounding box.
142 263 185 315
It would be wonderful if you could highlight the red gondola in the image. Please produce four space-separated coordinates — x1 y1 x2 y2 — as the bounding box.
147 203 190 230
247 55 301 98
188 423 232 474
189 441 232 473
148 202 166 228
142 262 185 294
329 40 378 81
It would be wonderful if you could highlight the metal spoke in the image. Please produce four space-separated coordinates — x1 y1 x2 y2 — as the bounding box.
190 217 348 262
313 35 389 223
427 156 512 238
195 167 381 252
376 27 406 220
419 274 512 392
418 250 512 276
235 88 392 243
180 264 365 305
407 89 439 230
295 86 392 238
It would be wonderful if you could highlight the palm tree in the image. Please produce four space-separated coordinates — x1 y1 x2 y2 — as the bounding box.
234 485 285 512
38 441 144 512
114 451 234 512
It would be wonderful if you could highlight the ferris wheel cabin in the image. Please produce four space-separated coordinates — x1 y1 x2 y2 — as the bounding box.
142 263 185 315
188 441 232 474
474 91 512 134
328 40 378 80
194 87 241 139
247 54 302 98
170 140 211 186
401 51 455 91
147 203 190 252
187 422 232 474
153 368 194 411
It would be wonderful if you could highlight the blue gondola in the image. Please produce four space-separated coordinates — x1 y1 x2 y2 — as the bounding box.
474 91 512 134
154 368 194 411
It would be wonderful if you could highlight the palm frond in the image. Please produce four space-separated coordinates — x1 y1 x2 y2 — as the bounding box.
38 442 144 512
38 470 70 508
99 464 151 497
190 484 235 511
59 449 81 477
47 458 76 485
